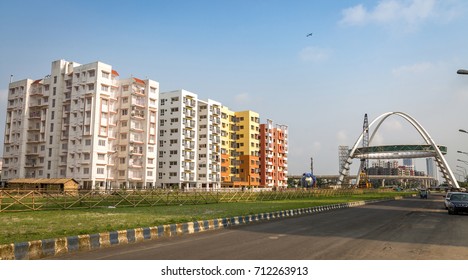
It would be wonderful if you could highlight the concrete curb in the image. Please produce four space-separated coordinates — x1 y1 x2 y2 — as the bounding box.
0 196 404 260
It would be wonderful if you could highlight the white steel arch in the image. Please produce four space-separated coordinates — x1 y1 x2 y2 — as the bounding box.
338 112 459 189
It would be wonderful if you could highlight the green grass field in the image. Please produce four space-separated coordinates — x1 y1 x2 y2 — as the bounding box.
0 191 407 245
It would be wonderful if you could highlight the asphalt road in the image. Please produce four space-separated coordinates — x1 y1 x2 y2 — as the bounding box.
50 194 468 260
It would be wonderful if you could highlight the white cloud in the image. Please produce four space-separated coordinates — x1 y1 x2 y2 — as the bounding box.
391 62 434 76
340 4 368 25
336 130 348 144
299 46 331 62
339 0 448 31
312 141 322 152
233 93 250 105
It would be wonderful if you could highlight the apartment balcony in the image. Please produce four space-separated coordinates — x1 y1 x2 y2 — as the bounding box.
184 131 195 139
184 142 195 150
211 108 221 116
27 126 40 132
131 111 145 119
25 150 40 156
184 110 196 118
30 88 43 96
129 160 143 167
131 99 146 107
184 99 196 108
28 112 42 119
183 174 195 181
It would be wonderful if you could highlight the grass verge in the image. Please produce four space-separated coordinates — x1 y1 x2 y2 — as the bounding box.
0 191 407 245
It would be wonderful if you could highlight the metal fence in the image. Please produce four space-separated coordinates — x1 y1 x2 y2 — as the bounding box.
0 188 391 212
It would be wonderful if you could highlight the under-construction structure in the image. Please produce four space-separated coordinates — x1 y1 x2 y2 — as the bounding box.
357 114 372 188
337 111 459 189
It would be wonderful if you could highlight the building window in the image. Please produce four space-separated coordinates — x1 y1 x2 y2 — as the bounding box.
101 71 109 79
97 167 104 175
88 84 95 91
88 70 95 77
98 154 105 160
98 139 106 146
85 139 91 146
121 109 128 116
54 76 57 83
169 172 177 177
147 171 153 177
84 168 90 174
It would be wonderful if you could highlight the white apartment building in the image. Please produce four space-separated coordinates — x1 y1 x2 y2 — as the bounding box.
156 90 222 190
197 99 222 189
3 59 159 190
157 90 198 189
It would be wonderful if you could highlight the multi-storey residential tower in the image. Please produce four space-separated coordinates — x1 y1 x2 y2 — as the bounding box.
3 59 159 190
197 99 222 189
220 106 239 187
157 90 223 190
157 90 197 189
260 119 289 188
235 110 260 187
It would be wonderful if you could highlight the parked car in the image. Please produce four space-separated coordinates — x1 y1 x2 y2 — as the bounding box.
447 193 468 215
444 192 455 209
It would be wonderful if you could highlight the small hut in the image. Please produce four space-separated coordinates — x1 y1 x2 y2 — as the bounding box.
7 178 79 193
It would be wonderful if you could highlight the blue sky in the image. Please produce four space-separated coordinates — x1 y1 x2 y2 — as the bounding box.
1 0 468 178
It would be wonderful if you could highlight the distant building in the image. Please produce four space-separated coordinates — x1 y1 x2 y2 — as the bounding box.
426 158 435 177
260 119 288 189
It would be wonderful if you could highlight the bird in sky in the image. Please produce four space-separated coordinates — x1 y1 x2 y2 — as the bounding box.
306 33 313 37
